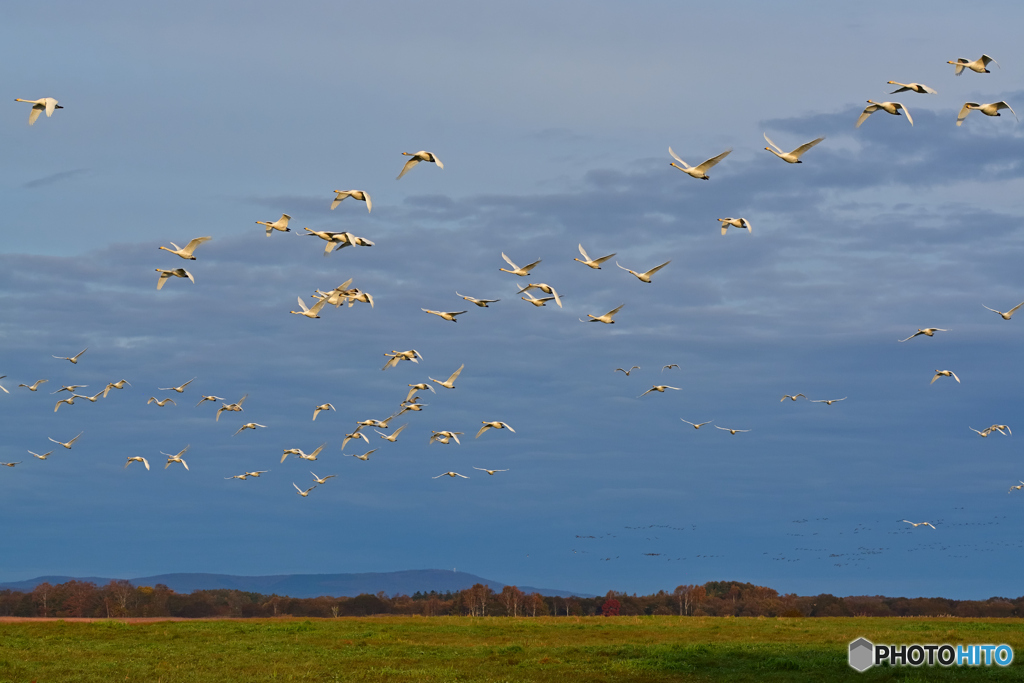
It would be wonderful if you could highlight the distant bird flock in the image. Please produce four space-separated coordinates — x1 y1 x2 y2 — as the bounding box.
6 52 1020 524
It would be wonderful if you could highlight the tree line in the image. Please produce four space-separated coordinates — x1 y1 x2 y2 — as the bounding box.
1 579 1022 619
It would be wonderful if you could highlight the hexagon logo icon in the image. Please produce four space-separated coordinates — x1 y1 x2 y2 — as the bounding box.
849 637 874 672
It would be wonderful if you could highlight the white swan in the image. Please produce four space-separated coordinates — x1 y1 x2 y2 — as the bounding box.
291 296 329 319
331 190 371 212
499 253 542 276
517 283 561 307
311 472 337 485
382 349 424 370
887 81 937 95
680 419 713 429
856 101 912 128
433 471 469 479
341 430 369 450
668 147 731 180
158 378 195 393
147 397 176 407
158 237 211 260
195 395 224 406
374 424 408 442
156 268 194 290
780 394 806 402
931 370 960 384
422 308 467 322
163 445 190 470
215 395 247 421
430 430 463 444
902 520 935 529
103 379 131 398
473 467 509 475
29 450 52 460
521 292 558 307
983 302 1024 320
810 397 847 405
53 348 88 364
763 133 825 164
456 292 499 307
125 457 150 471
617 261 670 283
615 366 639 376
345 449 378 461
19 379 48 391
48 432 83 449
581 304 624 324
255 214 292 236
898 328 947 342
14 97 63 125
948 55 998 75
313 403 335 421
397 151 443 179
575 244 616 269
293 483 316 497
715 426 750 435
957 101 1017 126
717 218 752 235
476 421 514 438
638 385 680 398
430 364 464 390
233 422 267 435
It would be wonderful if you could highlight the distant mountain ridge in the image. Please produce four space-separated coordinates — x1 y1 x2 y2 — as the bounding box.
0 569 588 599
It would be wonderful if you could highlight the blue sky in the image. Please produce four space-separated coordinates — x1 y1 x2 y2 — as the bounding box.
2 1 1023 599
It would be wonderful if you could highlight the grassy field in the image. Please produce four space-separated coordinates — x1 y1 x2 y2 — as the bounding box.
1 615 1023 682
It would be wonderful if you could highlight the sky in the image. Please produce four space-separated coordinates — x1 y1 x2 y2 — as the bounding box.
1 0 1023 600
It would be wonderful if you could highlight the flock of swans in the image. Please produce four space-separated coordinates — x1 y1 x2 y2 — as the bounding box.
6 52 1021 520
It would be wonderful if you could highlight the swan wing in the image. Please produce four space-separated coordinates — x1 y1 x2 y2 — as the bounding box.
762 132 782 154
896 103 913 126
693 148 731 173
577 243 590 260
644 260 671 277
855 107 875 128
667 147 688 168
45 99 57 117
501 252 519 269
957 102 977 126
396 157 420 179
791 137 824 159
28 105 43 126
996 101 1018 121
363 192 372 212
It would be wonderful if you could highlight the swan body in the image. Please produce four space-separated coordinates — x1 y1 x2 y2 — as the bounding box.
957 101 1017 126
668 147 732 180
331 190 371 212
763 133 825 163
158 236 211 260
397 151 443 179
15 97 63 125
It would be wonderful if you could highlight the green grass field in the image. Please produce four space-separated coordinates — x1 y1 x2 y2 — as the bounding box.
2 616 1022 682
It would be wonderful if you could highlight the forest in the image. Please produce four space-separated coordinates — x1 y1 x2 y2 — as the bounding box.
2 579 1023 619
